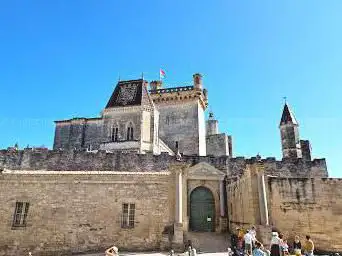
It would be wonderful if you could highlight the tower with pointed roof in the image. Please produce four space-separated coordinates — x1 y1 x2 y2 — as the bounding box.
279 102 302 159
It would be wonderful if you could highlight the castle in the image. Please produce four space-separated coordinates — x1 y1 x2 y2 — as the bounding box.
0 74 341 256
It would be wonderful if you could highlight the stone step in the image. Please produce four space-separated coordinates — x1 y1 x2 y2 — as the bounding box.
185 232 231 253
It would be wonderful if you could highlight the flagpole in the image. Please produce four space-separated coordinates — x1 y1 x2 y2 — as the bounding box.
159 68 161 82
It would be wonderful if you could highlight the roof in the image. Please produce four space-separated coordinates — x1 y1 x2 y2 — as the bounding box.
280 103 298 126
106 79 153 108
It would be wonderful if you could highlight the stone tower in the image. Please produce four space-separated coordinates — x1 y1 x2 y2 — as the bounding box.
149 73 208 156
279 102 302 158
206 111 218 136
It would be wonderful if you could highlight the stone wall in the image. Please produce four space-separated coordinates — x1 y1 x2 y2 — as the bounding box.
0 171 173 256
206 133 229 157
0 150 328 178
227 166 260 231
155 101 203 156
267 177 342 252
227 165 342 252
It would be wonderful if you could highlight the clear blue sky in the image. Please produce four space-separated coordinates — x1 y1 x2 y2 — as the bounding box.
0 1 341 177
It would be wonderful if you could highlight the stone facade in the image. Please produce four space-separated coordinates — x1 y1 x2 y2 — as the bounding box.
0 171 172 256
228 163 342 252
0 73 339 255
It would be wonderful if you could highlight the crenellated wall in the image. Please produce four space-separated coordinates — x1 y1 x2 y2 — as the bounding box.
0 149 327 178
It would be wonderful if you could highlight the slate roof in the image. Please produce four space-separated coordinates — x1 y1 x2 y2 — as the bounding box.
105 79 143 108
280 103 298 126
105 79 154 109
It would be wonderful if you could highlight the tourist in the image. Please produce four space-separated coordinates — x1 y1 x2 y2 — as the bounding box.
303 235 314 256
250 226 257 246
244 229 253 255
191 247 197 256
270 232 281 256
281 239 289 255
231 228 239 249
237 227 244 250
253 241 265 256
293 235 302 256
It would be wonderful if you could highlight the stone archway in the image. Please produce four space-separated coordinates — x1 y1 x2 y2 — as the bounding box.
189 186 215 232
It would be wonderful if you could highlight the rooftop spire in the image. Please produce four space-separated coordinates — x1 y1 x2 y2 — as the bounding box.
280 101 298 126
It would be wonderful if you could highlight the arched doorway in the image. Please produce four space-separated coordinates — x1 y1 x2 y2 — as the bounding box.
190 186 215 232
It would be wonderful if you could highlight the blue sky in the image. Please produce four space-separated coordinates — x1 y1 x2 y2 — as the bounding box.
0 1 341 177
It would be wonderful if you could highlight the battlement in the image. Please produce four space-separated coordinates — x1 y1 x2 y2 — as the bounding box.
149 85 194 94
149 84 208 109
0 149 328 178
228 156 328 178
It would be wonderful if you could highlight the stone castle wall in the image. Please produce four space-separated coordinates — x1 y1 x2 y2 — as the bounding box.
267 177 342 252
0 149 328 178
228 167 342 252
206 133 229 157
0 171 174 256
155 101 204 156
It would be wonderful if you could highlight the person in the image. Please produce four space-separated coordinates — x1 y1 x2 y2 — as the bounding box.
253 241 265 256
244 230 253 255
270 232 281 256
237 227 245 250
293 235 302 256
281 240 289 255
303 235 314 256
250 226 257 244
231 228 239 249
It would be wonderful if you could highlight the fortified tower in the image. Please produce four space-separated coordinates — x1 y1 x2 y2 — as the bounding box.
149 73 208 156
279 102 302 158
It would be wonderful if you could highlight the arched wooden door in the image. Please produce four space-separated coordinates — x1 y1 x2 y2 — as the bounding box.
189 186 215 232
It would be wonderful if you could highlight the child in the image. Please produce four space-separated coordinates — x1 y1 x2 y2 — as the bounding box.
281 240 289 255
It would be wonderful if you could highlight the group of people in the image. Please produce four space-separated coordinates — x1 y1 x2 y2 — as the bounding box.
270 232 314 256
230 226 315 256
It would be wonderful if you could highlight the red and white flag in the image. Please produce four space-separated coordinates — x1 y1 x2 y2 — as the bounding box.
160 68 166 79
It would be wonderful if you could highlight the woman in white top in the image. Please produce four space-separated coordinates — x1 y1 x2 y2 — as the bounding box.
270 232 281 256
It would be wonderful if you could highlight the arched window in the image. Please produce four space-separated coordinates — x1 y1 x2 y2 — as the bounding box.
126 123 134 141
111 126 119 142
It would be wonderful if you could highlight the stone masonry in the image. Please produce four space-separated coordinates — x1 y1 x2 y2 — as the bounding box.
0 73 338 255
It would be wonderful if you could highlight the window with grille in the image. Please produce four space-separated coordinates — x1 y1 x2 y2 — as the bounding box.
111 127 119 142
121 203 135 228
126 126 134 141
12 202 30 227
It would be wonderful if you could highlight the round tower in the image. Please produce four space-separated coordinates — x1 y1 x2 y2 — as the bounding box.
206 111 219 135
193 73 203 90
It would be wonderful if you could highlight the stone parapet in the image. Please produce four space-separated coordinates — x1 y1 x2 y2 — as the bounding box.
0 149 327 178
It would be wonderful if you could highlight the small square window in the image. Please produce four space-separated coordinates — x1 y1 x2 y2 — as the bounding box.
121 203 135 228
12 202 30 228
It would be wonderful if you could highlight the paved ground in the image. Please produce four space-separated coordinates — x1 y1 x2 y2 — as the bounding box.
77 253 228 256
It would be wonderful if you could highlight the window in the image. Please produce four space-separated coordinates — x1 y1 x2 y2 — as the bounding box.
12 202 29 227
126 125 134 141
121 203 135 228
111 127 119 142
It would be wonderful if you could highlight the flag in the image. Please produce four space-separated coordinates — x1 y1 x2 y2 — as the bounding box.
160 69 166 79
